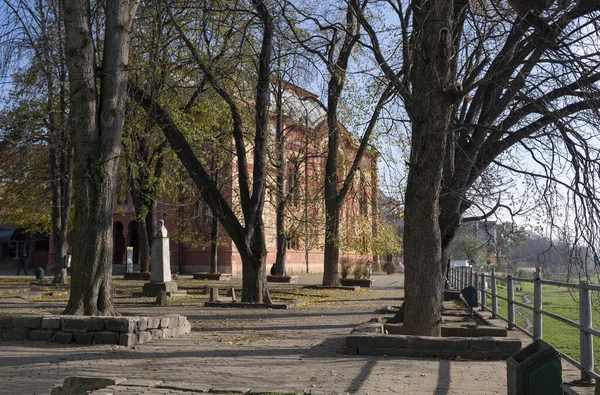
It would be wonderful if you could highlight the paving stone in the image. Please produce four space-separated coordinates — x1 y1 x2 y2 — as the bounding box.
137 317 148 331
61 317 88 332
407 336 444 351
54 331 74 344
171 326 181 337
94 331 117 344
28 329 55 341
494 338 521 352
119 333 137 347
105 318 136 333
41 316 61 329
14 316 42 329
86 318 106 331
441 338 469 351
4 328 29 340
373 334 408 348
209 387 250 394
74 332 95 345
137 331 152 344
475 327 507 337
0 316 14 328
51 377 126 395
158 382 211 392
161 328 172 338
346 334 374 349
468 338 497 351
118 379 163 388
150 329 163 340
147 317 161 329
159 316 171 328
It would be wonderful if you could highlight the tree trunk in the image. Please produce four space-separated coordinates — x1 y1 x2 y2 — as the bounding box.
129 166 152 273
49 123 71 285
401 0 456 336
210 216 218 273
273 84 287 276
52 10 72 285
62 0 138 315
241 220 271 303
322 76 343 287
322 198 340 286
49 163 69 284
274 197 287 276
137 215 151 272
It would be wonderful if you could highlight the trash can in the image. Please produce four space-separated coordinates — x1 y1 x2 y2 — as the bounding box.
461 285 478 308
507 339 562 395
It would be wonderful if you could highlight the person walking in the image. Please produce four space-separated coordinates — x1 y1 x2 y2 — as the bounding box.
16 252 28 275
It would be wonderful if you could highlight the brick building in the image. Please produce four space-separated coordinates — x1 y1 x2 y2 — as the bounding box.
43 83 379 275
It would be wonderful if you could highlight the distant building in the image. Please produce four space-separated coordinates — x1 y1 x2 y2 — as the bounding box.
44 82 379 275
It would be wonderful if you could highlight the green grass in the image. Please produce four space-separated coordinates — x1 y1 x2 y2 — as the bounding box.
488 281 600 370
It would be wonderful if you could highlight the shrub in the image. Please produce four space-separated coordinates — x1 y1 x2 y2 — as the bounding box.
353 258 370 279
371 261 381 273
383 260 396 274
339 256 353 279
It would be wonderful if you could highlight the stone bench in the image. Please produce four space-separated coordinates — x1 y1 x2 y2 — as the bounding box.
0 314 191 347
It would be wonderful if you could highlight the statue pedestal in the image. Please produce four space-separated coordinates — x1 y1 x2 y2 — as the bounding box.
143 220 177 295
143 281 178 294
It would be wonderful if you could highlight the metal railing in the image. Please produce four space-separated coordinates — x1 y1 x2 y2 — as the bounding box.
448 265 598 382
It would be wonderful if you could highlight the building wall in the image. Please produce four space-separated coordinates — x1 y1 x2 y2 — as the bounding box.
45 83 380 276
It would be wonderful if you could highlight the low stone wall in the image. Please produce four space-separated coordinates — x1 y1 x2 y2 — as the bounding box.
0 314 191 347
346 333 521 359
346 323 521 360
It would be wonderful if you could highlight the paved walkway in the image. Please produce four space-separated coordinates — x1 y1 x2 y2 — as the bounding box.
0 272 586 394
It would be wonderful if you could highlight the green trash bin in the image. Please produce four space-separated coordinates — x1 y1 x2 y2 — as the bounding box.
461 285 478 308
507 339 562 395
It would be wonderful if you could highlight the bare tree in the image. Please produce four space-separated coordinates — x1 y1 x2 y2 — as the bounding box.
358 0 600 334
130 0 275 303
282 0 394 285
1 0 72 284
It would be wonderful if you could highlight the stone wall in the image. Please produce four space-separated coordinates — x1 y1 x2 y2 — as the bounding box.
0 314 191 347
346 333 521 360
346 323 521 360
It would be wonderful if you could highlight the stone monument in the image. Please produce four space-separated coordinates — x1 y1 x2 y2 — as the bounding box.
143 220 178 294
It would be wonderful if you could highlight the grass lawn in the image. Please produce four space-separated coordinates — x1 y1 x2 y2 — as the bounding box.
490 281 600 371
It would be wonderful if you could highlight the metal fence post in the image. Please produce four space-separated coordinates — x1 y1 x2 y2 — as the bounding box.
507 275 515 330
481 272 487 311
459 267 463 289
579 281 594 382
533 267 543 340
491 268 498 318
473 271 479 301
469 268 474 286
